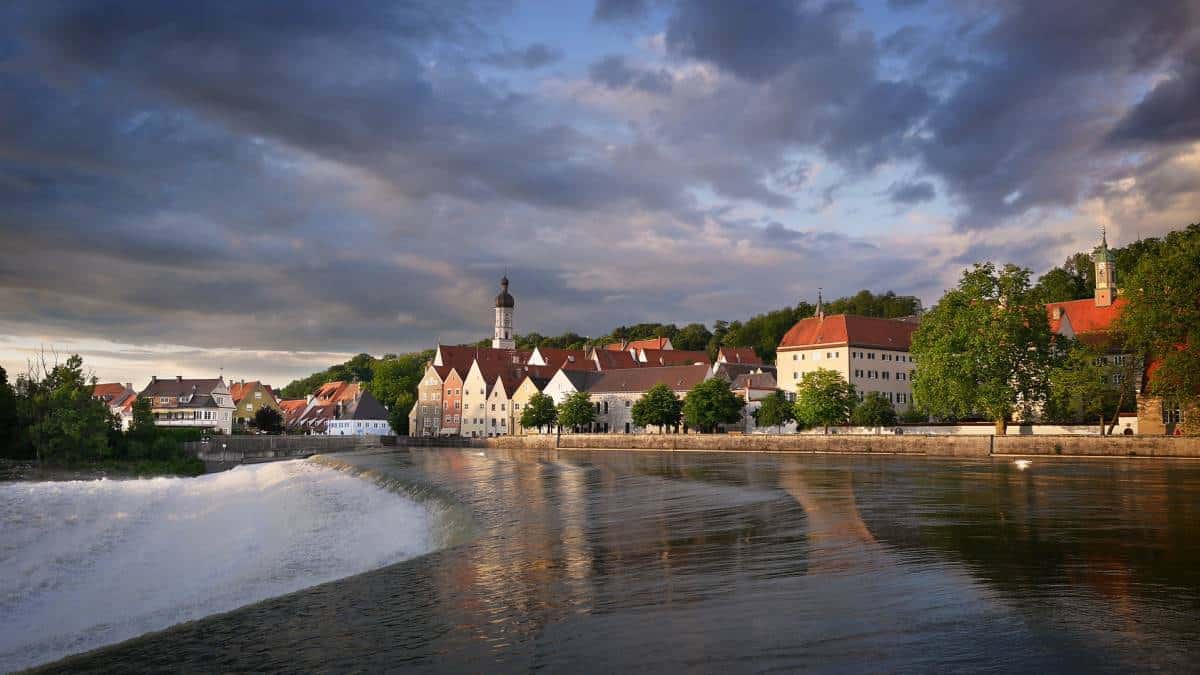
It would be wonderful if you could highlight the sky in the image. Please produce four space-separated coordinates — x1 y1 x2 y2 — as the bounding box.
2 0 1199 388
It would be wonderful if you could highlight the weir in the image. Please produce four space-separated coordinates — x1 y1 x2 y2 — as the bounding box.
184 435 472 471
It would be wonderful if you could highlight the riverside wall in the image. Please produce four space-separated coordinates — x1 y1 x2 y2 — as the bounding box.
484 433 1200 458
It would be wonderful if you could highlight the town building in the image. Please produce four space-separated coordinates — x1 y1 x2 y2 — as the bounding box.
229 380 280 426
636 348 709 366
717 347 763 366
508 372 554 435
776 306 918 412
459 348 532 437
413 364 450 437
543 369 603 406
324 388 392 436
289 381 362 434
439 368 465 436
587 364 713 433
279 399 307 430
139 376 235 434
93 382 137 430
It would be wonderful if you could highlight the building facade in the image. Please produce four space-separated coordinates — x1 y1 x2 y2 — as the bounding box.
139 376 235 434
587 364 713 434
776 313 918 411
229 380 280 426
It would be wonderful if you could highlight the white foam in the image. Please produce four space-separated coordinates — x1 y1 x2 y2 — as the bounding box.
0 459 432 672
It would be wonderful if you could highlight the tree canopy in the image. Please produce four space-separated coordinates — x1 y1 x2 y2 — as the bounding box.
557 391 596 431
0 366 17 457
1046 341 1131 431
254 406 284 434
911 263 1059 434
793 368 856 433
752 390 794 431
1119 223 1200 427
631 384 684 432
520 392 557 433
682 378 744 433
850 391 898 428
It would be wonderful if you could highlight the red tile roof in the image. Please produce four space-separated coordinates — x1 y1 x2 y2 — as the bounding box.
92 382 131 401
229 380 275 404
627 337 671 351
1046 297 1127 335
536 348 596 371
640 348 709 366
588 364 711 394
719 347 762 366
279 399 308 425
592 349 640 370
778 315 918 351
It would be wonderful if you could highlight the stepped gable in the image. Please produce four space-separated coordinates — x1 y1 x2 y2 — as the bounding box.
588 364 710 394
778 314 917 351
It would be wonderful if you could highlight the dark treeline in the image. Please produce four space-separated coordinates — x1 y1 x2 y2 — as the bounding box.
1033 234 1162 303
0 355 203 474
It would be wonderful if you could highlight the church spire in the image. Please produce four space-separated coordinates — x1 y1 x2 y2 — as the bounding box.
1092 228 1117 307
816 288 824 320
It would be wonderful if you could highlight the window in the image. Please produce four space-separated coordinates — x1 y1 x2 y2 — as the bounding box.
792 354 797 361
604 401 609 413
625 400 631 407
500 404 506 411
868 353 875 360
491 404 495 411
793 372 798 379
254 391 262 399
882 372 890 380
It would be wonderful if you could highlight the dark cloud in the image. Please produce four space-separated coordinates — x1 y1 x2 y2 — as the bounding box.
482 42 563 69
887 180 935 204
592 0 650 22
1108 47 1200 145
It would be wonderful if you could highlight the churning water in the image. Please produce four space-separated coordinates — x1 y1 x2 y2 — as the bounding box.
0 460 434 672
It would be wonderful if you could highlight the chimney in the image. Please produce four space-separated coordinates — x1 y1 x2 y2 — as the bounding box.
151 376 157 383
125 383 132 391
176 375 183 382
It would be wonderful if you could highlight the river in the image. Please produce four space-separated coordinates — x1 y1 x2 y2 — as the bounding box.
9 448 1200 672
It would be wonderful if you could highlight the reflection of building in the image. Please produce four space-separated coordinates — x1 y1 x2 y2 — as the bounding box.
139 376 234 434
776 298 918 411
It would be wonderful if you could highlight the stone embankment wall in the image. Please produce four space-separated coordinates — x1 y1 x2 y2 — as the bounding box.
485 433 1200 458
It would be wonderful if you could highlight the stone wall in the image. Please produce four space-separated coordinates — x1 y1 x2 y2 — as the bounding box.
486 433 1200 458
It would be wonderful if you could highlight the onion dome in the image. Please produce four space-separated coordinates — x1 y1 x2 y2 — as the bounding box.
495 276 515 308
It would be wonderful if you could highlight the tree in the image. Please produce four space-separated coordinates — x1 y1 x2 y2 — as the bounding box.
850 391 898 429
673 323 714 351
910 263 1059 435
17 354 117 464
1119 224 1200 433
557 391 596 432
752 391 794 432
1034 252 1094 303
0 366 16 457
631 384 684 432
682 378 744 433
1045 341 1126 432
793 368 856 434
388 391 415 436
520 392 558 433
254 406 284 434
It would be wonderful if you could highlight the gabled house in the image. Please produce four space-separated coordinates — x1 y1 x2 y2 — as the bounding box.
324 389 392 436
139 376 235 434
637 348 709 366
279 399 308 429
229 380 280 426
93 382 137 430
587 364 714 434
717 347 763 366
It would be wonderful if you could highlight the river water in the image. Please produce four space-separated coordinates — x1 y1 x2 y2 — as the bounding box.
14 448 1200 672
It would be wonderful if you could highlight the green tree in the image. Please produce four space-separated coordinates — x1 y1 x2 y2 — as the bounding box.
752 390 794 432
387 391 415 436
672 323 714 351
850 391 898 428
520 392 558 433
911 263 1059 435
254 406 284 434
18 354 117 464
631 384 684 432
0 366 16 457
1046 342 1126 432
1119 224 1200 432
793 368 856 434
1035 252 1094 303
682 378 744 433
557 391 596 432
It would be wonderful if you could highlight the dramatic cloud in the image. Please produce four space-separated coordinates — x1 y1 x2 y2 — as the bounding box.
2 0 1199 385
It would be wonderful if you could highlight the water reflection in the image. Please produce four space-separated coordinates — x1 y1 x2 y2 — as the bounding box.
49 449 1200 673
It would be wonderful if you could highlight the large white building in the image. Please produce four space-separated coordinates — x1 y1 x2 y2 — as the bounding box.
776 309 919 411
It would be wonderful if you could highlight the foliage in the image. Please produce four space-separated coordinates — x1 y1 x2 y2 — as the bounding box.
0 366 16 457
388 391 415 436
254 406 284 434
520 392 558 432
910 263 1060 434
793 368 856 433
1045 341 1132 429
752 391 794 431
899 406 930 424
13 354 116 463
556 391 595 431
1119 224 1200 413
631 384 684 431
850 391 898 427
823 290 922 319
682 378 744 433
672 323 714 351
1034 252 1094 303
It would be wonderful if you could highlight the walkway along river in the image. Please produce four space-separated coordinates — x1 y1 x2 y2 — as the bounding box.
37 447 1200 672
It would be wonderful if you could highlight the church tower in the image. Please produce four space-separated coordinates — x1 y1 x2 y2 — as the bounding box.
492 275 515 349
1092 228 1117 307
